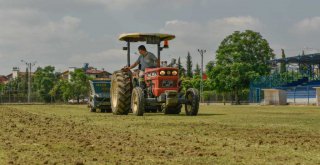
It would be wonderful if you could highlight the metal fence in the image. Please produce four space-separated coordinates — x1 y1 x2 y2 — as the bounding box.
201 91 249 104
0 93 65 104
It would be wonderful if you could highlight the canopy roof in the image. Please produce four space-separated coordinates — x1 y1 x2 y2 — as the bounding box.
118 33 175 42
271 53 320 65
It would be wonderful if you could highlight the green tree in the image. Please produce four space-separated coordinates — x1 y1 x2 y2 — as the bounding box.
194 63 201 76
186 51 193 78
69 69 91 103
205 61 215 74
177 57 185 77
50 79 73 102
50 69 90 103
33 66 57 102
0 84 3 92
210 30 275 104
180 77 193 92
280 49 286 73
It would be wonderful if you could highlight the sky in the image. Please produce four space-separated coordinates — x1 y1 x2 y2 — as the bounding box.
1 0 320 75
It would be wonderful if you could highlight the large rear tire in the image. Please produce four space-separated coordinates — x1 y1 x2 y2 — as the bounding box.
185 88 199 116
131 87 145 116
111 70 132 115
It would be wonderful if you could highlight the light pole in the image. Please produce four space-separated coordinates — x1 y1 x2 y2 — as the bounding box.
198 49 206 103
21 60 36 103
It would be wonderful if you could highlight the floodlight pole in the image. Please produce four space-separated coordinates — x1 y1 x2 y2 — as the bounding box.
21 60 36 103
198 49 206 103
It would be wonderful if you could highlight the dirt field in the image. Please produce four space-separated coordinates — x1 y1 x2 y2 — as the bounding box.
0 104 319 165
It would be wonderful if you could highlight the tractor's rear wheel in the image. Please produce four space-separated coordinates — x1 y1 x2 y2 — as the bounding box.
111 70 132 115
131 87 145 116
185 88 199 116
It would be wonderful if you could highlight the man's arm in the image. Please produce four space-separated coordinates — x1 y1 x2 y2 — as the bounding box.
125 56 141 70
128 62 139 69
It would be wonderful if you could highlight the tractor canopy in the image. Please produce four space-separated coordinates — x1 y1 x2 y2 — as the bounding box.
119 33 175 67
119 33 175 43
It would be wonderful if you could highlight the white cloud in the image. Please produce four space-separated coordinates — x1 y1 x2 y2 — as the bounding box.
78 0 206 11
79 0 151 10
68 49 128 71
0 9 84 47
0 6 90 74
292 16 320 34
160 16 263 64
212 16 261 29
161 16 262 42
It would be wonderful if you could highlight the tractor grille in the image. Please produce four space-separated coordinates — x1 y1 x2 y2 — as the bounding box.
161 80 177 88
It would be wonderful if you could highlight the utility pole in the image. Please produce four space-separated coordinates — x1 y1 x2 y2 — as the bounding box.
198 49 206 103
21 60 36 103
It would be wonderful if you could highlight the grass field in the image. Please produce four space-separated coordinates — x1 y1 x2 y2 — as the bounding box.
0 104 319 165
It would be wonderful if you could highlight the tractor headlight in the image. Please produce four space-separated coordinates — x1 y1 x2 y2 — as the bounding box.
172 71 178 76
160 70 166 76
167 71 171 75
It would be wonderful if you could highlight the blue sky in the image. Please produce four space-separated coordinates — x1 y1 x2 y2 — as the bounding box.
1 0 320 74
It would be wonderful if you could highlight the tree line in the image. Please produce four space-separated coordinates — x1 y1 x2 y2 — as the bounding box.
1 66 90 103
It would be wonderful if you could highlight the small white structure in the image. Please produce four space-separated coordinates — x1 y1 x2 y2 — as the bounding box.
12 67 20 79
313 87 320 106
68 67 77 81
262 89 287 105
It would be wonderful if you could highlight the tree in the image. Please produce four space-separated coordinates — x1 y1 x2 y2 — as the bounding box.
194 63 201 76
280 49 286 73
209 30 275 104
50 79 73 102
186 51 193 78
69 69 91 103
33 66 57 102
177 57 185 77
50 69 91 103
205 61 215 74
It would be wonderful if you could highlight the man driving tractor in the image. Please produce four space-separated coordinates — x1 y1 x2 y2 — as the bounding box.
126 45 158 77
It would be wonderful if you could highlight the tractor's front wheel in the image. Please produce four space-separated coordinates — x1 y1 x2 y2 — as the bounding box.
131 87 145 116
185 88 199 116
111 70 132 115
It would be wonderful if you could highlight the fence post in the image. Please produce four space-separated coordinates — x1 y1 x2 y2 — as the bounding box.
294 87 296 104
307 86 310 105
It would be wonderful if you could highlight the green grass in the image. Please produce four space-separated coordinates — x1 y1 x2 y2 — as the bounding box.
0 104 319 164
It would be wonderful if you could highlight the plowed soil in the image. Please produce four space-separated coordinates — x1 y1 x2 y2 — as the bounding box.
0 105 319 164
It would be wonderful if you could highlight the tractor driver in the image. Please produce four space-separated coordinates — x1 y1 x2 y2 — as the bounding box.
126 45 158 77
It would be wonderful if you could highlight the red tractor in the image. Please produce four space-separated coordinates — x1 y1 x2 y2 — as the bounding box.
110 33 199 116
